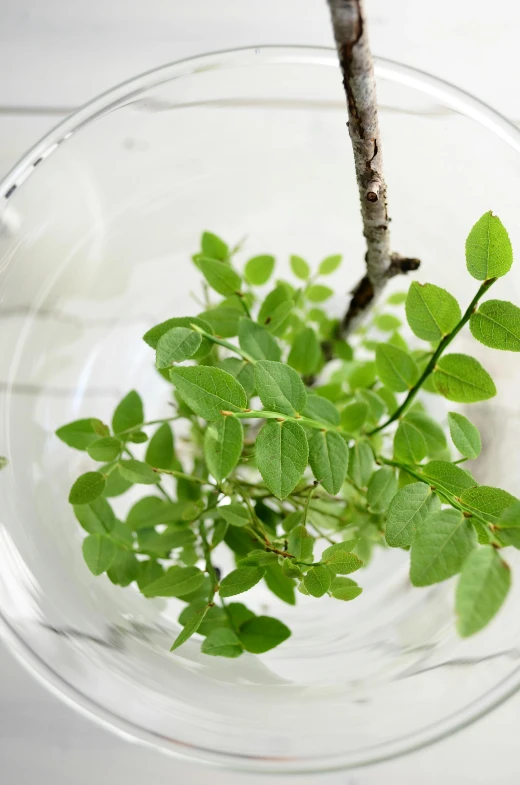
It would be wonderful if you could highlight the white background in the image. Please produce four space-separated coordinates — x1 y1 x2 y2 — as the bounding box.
1 1 520 782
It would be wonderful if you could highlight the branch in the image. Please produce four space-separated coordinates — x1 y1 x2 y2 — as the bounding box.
326 0 420 334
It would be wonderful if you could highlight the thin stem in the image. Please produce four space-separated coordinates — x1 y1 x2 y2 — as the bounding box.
190 324 256 364
302 484 318 527
199 513 219 603
369 278 497 434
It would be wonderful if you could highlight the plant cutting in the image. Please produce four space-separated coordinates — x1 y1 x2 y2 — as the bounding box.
45 1 520 659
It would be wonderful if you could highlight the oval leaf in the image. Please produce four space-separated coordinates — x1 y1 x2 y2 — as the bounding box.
204 416 244 481
433 353 496 403
385 482 441 548
303 565 331 597
87 437 122 462
367 466 398 514
219 566 265 598
405 282 461 342
465 211 512 281
470 299 520 351
288 327 322 375
156 327 201 368
82 534 116 575
255 420 309 500
308 429 349 495
201 628 243 658
170 366 247 420
254 360 307 416
393 420 428 465
244 255 275 286
238 615 291 653
410 508 476 586
170 605 210 651
197 257 242 296
145 423 175 469
69 472 107 504
142 566 205 597
118 460 160 485
448 412 482 459
375 344 419 392
238 318 281 361
456 546 511 636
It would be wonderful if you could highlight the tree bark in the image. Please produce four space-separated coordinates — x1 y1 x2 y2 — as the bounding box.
326 0 420 334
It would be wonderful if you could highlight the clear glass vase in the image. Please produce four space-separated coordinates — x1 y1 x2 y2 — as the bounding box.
1 47 520 775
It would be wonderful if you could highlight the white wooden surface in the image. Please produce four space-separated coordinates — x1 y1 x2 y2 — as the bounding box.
2 1 520 782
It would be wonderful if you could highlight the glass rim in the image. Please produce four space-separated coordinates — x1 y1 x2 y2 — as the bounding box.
2 45 520 773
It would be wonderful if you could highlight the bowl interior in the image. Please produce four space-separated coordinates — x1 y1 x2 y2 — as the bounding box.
2 47 520 773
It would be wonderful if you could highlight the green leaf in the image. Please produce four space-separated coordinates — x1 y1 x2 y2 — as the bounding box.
456 546 511 636
387 291 407 305
358 389 386 425
367 467 398 514
264 563 297 605
118 459 160 485
496 502 520 547
282 511 303 534
375 344 419 392
244 255 275 285
255 420 309 499
465 211 512 280
201 628 243 658
126 497 192 529
197 257 241 296
255 360 307 416
129 431 148 444
170 366 247 420
433 353 496 403
318 254 342 275
102 465 132 497
288 525 314 562
137 526 195 555
303 565 332 597
136 560 164 591
290 255 310 280
198 307 240 338
142 566 205 597
219 503 251 528
419 460 476 496
306 284 334 302
217 358 255 397
341 401 369 432
238 318 281 362
258 284 293 328
376 386 398 415
385 482 441 547
219 566 265 598
403 411 447 456
82 534 116 575
171 605 210 651
238 615 291 653
281 558 303 579
470 300 520 351
204 416 243 481
459 486 517 523
87 437 122 462
73 497 116 534
448 412 482 459
56 418 107 451
288 327 322 375
302 394 340 426
375 313 402 332
348 441 374 488
201 231 228 261
393 420 428 465
410 509 476 586
111 391 143 435
145 423 175 470
308 430 349 495
322 541 363 574
143 315 213 357
331 580 363 601
107 550 139 587
69 472 106 504
155 327 201 368
238 550 279 567
405 282 461 342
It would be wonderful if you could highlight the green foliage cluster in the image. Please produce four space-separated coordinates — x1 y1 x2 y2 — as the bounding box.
57 213 520 656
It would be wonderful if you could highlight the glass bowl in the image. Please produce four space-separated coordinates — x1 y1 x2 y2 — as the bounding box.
1 46 520 775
